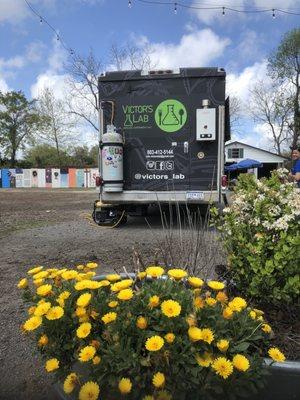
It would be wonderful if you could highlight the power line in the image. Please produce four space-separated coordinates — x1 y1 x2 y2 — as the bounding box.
23 0 75 56
133 0 300 15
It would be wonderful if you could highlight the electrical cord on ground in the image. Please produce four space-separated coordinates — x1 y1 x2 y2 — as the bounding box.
80 210 126 229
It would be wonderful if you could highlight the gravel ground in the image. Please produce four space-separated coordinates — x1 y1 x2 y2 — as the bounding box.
0 189 223 400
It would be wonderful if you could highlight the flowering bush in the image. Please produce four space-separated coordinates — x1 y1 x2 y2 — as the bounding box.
212 170 300 305
19 263 286 400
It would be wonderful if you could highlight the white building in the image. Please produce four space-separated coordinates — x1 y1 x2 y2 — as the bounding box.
225 141 287 178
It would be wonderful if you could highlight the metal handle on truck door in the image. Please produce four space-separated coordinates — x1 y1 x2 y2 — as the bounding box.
184 142 189 153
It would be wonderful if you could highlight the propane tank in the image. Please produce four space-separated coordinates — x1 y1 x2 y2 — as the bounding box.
101 124 124 192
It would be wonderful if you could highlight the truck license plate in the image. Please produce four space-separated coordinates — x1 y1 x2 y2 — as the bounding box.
186 192 204 200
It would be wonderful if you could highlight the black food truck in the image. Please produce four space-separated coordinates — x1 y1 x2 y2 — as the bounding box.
93 67 230 226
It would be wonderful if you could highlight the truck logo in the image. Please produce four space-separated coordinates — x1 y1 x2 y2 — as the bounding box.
146 160 174 171
155 99 187 133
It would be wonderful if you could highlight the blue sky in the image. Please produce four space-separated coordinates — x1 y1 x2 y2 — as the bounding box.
0 0 299 149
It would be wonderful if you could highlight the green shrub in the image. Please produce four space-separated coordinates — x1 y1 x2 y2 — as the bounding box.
212 169 300 305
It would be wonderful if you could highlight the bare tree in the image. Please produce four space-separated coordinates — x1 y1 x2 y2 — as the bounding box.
229 95 243 134
250 81 294 155
65 45 156 133
36 87 78 166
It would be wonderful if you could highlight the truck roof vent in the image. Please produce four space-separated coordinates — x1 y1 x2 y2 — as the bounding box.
141 68 180 76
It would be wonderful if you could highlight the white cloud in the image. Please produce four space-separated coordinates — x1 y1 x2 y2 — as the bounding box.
0 0 29 24
226 61 269 103
0 56 25 69
26 41 46 63
130 29 230 70
232 123 274 152
0 77 10 93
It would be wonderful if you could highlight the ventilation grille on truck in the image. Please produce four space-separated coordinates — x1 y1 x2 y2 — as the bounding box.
141 69 180 76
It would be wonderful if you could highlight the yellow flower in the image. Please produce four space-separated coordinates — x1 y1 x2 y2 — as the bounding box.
188 327 202 342
145 266 165 278
217 339 229 352
33 278 44 287
108 301 118 308
45 358 59 372
38 334 49 346
79 381 100 400
223 307 233 319
101 312 117 324
77 264 85 270
23 316 42 331
92 356 101 365
63 373 78 394
207 281 225 290
212 357 233 379
249 310 256 319
233 354 250 371
17 278 28 289
253 308 264 317
117 288 134 301
28 266 43 275
164 333 175 343
145 335 164 351
195 352 213 367
118 378 132 394
33 271 49 280
161 300 181 318
262 324 272 333
78 346 96 362
193 297 204 309
268 347 285 362
76 307 87 317
216 291 228 303
136 316 148 329
228 297 247 312
152 372 165 388
201 328 214 344
34 302 51 316
86 262 98 269
205 297 217 307
37 284 52 296
61 270 78 280
106 274 121 282
167 268 188 280
77 293 92 307
28 306 36 315
46 306 64 320
188 277 204 288
77 322 92 339
137 271 147 279
57 291 71 303
75 280 94 290
111 279 133 292
148 295 160 308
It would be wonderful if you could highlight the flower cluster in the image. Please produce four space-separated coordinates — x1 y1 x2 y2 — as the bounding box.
19 264 285 400
212 170 300 305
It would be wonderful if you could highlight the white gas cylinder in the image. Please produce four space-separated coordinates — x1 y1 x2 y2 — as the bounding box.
101 125 123 192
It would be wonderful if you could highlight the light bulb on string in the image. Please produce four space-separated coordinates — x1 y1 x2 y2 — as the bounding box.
128 0 132 8
222 7 225 16
272 9 275 19
39 16 43 24
174 2 177 14
56 35 60 41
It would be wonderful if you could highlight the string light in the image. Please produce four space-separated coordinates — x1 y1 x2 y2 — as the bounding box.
134 0 300 16
128 0 132 8
39 16 43 24
272 8 276 18
174 2 177 14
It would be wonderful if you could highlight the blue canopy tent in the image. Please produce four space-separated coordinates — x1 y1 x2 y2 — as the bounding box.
225 158 263 172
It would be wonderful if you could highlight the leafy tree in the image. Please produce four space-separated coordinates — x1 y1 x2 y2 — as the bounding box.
36 87 78 167
23 144 71 168
70 145 98 167
0 91 44 167
268 28 300 149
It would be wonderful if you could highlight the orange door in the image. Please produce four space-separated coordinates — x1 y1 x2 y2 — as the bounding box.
68 168 76 188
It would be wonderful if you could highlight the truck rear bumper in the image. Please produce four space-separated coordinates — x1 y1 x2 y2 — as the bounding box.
100 190 221 205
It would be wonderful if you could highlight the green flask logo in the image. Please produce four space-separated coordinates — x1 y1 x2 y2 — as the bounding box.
155 99 187 132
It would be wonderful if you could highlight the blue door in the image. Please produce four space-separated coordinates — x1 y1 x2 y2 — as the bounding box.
1 169 10 188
